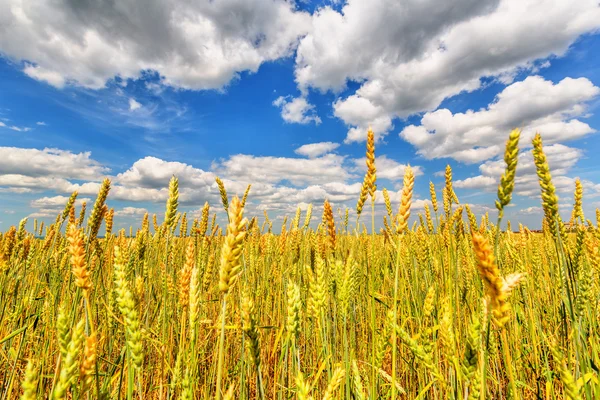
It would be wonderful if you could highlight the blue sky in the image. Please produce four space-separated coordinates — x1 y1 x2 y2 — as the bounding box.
1 0 600 231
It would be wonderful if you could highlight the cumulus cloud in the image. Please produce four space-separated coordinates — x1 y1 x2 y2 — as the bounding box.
333 96 393 143
116 156 214 189
0 150 357 213
0 148 362 214
295 0 600 142
519 206 543 215
2 140 597 228
28 195 91 218
109 152 376 215
30 195 90 209
295 142 340 158
454 176 497 190
28 209 62 218
273 96 321 125
295 0 499 91
453 143 598 201
0 172 169 204
23 64 66 88
0 148 425 219
0 175 73 192
255 182 361 211
114 156 222 205
98 185 168 203
0 147 108 180
0 149 175 204
401 76 599 163
3 0 598 151
0 187 35 194
212 153 353 186
479 144 582 181
352 155 423 181
115 207 148 217
1 0 311 90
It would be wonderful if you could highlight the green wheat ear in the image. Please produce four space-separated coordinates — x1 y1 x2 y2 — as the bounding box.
165 175 179 229
496 128 521 217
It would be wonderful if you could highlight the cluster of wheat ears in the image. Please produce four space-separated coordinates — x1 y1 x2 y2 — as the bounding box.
1 129 599 400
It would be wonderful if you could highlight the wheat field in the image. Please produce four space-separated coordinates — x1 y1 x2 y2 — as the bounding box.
1 129 599 400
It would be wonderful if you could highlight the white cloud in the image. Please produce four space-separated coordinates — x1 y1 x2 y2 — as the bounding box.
453 142 599 202
273 96 321 125
0 175 73 192
2 140 596 228
116 156 215 189
261 183 359 206
0 147 108 180
0 150 174 204
295 0 600 142
2 0 311 90
28 195 91 219
23 64 66 88
30 195 90 209
464 203 498 217
213 153 352 186
295 142 340 158
352 155 423 181
115 207 148 217
28 209 62 218
0 148 425 218
128 98 142 111
7 125 31 132
0 146 374 223
478 144 582 181
400 76 599 163
454 175 497 189
36 121 46 126
519 206 542 215
0 122 31 132
0 187 35 194
295 0 500 91
333 96 393 143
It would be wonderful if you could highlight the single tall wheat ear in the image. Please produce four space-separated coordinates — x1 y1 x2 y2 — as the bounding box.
472 232 525 328
216 195 247 400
